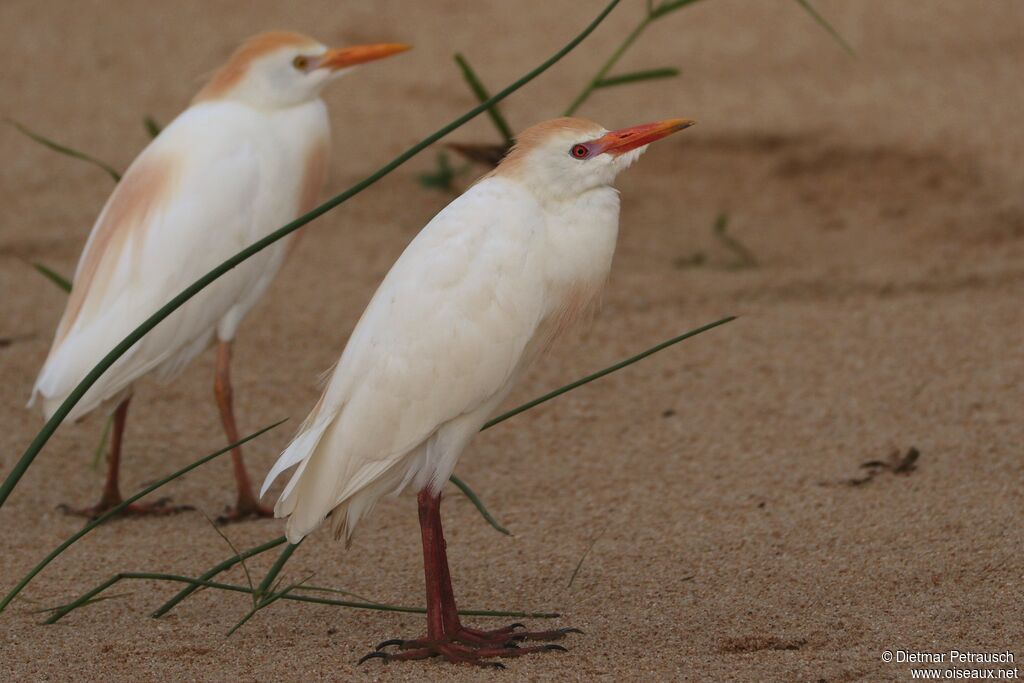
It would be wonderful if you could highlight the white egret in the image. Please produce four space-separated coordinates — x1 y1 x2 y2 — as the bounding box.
262 116 695 666
30 31 410 521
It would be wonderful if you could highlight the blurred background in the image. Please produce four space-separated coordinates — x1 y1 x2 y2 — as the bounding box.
1 1 1022 680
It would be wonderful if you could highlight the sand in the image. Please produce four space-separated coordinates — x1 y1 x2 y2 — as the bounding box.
1 1 1022 681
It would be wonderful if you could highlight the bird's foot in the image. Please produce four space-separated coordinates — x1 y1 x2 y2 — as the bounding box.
57 497 193 520
361 624 581 668
216 498 274 525
360 640 569 669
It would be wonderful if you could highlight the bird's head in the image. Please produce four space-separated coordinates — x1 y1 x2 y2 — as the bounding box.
495 117 695 200
193 31 410 108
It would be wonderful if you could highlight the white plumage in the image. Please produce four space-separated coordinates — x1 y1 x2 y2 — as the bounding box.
32 98 328 420
29 31 409 518
263 116 694 543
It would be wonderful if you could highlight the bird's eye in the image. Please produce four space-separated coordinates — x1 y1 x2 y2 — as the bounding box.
292 55 309 70
570 144 590 160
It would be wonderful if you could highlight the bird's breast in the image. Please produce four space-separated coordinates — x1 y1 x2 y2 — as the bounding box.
533 190 621 348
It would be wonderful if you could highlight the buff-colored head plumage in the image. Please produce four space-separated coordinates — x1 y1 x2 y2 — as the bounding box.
191 31 410 109
491 116 694 199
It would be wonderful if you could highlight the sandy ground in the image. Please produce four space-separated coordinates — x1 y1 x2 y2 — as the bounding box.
1 1 1022 681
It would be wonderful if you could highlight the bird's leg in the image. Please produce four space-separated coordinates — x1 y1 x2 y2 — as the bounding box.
431 490 581 645
99 397 130 509
420 487 448 641
358 489 578 669
59 398 188 519
214 340 272 524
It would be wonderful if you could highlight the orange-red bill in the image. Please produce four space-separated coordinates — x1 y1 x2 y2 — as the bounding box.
593 118 696 156
317 43 412 71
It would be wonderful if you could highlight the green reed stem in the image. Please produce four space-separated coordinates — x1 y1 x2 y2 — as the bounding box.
792 0 856 56
564 5 660 116
454 53 515 146
150 536 287 617
148 315 735 618
482 316 735 430
449 475 511 535
256 542 299 598
31 263 72 292
7 119 122 182
595 66 679 88
46 572 559 624
0 0 623 510
0 420 285 613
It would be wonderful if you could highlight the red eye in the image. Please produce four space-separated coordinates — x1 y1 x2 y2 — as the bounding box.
570 144 590 159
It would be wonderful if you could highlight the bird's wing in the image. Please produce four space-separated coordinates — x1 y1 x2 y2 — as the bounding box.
32 106 275 420
264 177 549 540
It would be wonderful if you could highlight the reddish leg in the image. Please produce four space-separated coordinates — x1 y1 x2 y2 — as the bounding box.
214 340 272 524
358 488 579 669
59 398 190 519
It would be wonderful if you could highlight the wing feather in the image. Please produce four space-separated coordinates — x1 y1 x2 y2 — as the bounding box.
31 103 313 421
265 178 549 541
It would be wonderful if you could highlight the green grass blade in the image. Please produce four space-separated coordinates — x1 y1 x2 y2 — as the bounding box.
255 542 299 598
449 318 735 535
200 513 256 607
225 603 261 636
34 592 131 614
31 263 72 292
143 115 162 139
564 14 650 116
792 0 856 56
650 0 705 20
173 317 735 604
713 213 758 269
454 53 515 146
150 536 286 618
449 475 511 536
46 572 559 624
0 419 286 613
565 0 703 115
0 0 623 510
595 67 679 88
44 574 121 623
449 319 734 534
482 316 735 431
293 584 378 604
26 262 115 472
227 572 313 636
7 119 122 182
417 151 469 193
567 525 608 588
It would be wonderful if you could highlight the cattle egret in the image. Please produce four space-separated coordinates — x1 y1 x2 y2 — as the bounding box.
30 32 410 521
261 116 695 666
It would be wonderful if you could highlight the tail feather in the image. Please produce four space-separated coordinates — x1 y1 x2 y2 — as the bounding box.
266 404 423 545
260 416 332 499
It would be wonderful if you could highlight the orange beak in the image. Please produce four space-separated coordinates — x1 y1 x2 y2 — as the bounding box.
593 118 696 156
317 43 411 71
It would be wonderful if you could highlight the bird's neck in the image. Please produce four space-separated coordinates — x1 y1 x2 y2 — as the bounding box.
541 186 621 302
525 186 620 355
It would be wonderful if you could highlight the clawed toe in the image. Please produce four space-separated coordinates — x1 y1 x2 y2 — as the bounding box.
357 627 577 668
516 626 584 641
375 638 407 651
358 651 390 666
